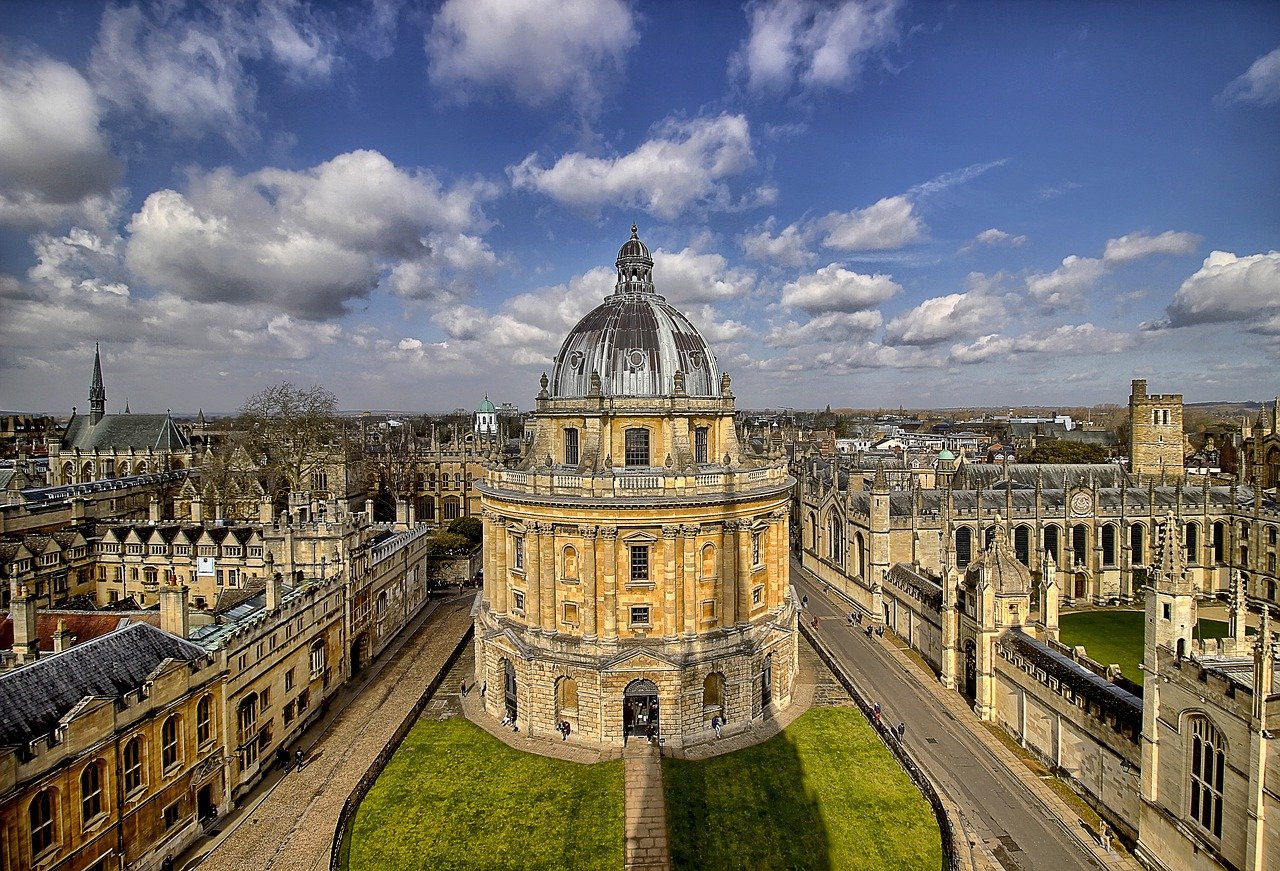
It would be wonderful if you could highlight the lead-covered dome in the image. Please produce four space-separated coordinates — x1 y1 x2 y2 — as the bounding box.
550 226 720 398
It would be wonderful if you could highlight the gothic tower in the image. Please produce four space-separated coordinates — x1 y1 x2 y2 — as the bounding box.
1128 379 1183 481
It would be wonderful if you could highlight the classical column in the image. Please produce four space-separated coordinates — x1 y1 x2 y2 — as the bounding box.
662 525 679 639
737 520 753 625
602 527 618 641
580 525 598 641
682 525 699 636
541 523 556 633
526 522 542 629
771 510 787 608
721 521 738 627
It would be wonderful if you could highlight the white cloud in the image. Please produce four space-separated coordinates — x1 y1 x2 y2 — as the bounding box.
652 247 756 304
1146 251 1280 331
1217 45 1280 106
780 263 900 313
766 310 882 347
949 324 1133 365
1102 230 1199 264
731 0 902 94
89 0 339 143
124 150 494 318
885 276 1008 346
427 0 638 110
819 195 923 250
740 218 814 266
509 114 758 220
961 228 1026 252
0 54 121 229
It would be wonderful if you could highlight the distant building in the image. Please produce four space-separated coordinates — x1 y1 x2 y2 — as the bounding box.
474 396 498 436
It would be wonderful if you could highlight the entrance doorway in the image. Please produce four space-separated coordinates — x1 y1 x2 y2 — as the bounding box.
351 635 368 674
623 679 659 740
962 641 977 702
503 659 518 721
1074 572 1088 599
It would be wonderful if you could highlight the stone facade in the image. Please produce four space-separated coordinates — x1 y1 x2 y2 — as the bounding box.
1129 379 1185 482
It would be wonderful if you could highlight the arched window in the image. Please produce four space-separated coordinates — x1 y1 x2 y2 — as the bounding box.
854 532 866 578
443 495 460 520
624 428 650 467
703 672 726 717
1185 523 1199 564
30 789 56 855
562 546 578 580
81 761 104 824
556 677 578 719
162 715 181 770
827 513 844 565
310 639 327 677
1212 522 1226 564
1014 526 1030 565
1044 525 1060 561
1101 525 1116 566
123 738 143 792
1189 716 1225 838
701 543 716 577
197 695 212 745
808 512 818 551
1130 524 1144 565
564 427 579 466
955 527 972 568
1072 524 1088 566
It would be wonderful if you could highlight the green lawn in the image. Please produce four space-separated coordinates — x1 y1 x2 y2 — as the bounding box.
1059 612 1240 679
347 717 624 871
664 708 942 870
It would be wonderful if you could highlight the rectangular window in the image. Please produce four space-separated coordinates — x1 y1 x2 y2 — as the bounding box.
283 701 295 724
564 427 579 466
625 428 650 467
562 602 579 625
163 801 181 829
513 536 525 570
752 531 763 566
285 668 295 691
752 585 764 606
700 599 716 620
630 545 650 584
512 590 526 613
694 427 708 464
630 605 650 626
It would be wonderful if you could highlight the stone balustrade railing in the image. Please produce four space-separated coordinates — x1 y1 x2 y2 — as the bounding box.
484 464 791 499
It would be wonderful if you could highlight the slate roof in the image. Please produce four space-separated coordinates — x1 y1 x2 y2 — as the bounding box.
0 622 207 747
953 463 1129 490
1002 628 1143 720
62 412 189 453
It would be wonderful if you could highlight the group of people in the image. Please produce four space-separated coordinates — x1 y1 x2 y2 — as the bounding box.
870 702 907 741
556 719 573 740
275 746 306 772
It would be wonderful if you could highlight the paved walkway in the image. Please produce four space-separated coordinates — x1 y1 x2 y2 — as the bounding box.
186 594 474 871
623 743 671 871
794 560 1142 871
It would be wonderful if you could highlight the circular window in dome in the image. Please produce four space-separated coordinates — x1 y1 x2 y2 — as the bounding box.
689 352 704 369
627 349 646 370
568 350 584 369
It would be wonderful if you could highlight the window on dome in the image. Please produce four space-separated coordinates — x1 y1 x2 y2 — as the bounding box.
564 428 579 466
625 429 650 467
694 427 708 464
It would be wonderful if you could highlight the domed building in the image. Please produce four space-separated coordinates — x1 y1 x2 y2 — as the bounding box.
474 395 498 436
473 226 797 747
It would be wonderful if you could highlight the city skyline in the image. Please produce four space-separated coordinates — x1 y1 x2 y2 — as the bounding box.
1 0 1277 416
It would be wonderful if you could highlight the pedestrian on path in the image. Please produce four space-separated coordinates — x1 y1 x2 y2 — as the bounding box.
896 722 906 740
711 715 723 738
802 594 809 609
276 746 289 772
872 703 881 725
294 748 304 770
460 680 468 697
812 615 820 629
480 681 487 699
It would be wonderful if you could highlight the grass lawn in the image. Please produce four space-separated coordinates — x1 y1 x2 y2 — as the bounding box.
664 708 942 870
347 717 624 871
1059 612 1238 679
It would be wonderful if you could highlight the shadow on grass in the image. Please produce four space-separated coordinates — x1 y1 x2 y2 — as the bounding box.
664 726 831 871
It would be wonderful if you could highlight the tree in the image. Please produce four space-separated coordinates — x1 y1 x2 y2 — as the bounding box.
235 382 344 505
448 516 483 545
1025 440 1109 464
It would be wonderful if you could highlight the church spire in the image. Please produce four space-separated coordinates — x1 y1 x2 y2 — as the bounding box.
89 343 106 424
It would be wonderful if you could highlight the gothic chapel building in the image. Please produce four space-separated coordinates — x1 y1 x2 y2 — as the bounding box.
474 227 798 747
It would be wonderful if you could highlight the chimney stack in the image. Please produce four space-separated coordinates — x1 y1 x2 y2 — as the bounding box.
11 582 39 664
265 551 282 612
159 577 189 639
52 619 73 653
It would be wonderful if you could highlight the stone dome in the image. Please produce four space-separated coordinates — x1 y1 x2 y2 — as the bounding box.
550 226 720 399
965 525 1031 595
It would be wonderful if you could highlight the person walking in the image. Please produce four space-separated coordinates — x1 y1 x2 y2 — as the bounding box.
712 715 723 738
295 748 304 770
897 721 906 740
802 594 809 609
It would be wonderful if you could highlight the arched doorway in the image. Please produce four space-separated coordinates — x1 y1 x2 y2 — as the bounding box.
962 641 977 702
762 653 773 709
503 659 518 721
1074 571 1088 600
623 679 659 740
351 634 368 674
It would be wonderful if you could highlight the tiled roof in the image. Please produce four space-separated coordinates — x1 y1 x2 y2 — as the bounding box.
0 611 161 651
62 412 189 453
0 623 207 747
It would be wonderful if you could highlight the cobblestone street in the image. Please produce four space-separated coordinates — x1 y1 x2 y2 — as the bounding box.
187 595 474 871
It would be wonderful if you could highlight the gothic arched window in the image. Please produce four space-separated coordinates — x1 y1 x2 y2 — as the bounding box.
1189 716 1225 838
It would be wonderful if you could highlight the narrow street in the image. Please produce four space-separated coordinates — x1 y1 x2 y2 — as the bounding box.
793 560 1121 871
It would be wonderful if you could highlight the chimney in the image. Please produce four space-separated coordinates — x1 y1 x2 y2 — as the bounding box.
52 619 73 653
11 582 39 664
265 551 282 612
159 579 189 639
149 496 161 522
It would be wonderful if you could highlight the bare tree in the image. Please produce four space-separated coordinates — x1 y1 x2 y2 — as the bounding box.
236 382 343 506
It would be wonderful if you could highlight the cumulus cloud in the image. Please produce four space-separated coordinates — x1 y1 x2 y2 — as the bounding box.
0 54 121 229
960 228 1026 252
766 310 882 347
1144 250 1280 331
1102 230 1199 264
652 246 756 304
124 150 494 318
1217 45 1280 106
1026 229 1199 312
731 0 902 94
780 263 900 313
885 274 1008 346
90 0 339 143
819 195 923 250
740 218 814 266
949 324 1133 365
509 114 758 220
427 0 638 110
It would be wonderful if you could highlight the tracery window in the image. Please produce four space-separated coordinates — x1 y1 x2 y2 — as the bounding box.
162 715 181 770
123 738 143 792
30 789 55 856
1189 716 1224 838
81 761 104 824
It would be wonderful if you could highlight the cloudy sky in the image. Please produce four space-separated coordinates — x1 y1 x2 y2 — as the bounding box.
1 1 1277 415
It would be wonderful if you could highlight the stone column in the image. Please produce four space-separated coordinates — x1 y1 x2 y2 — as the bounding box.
526 522 541 629
602 527 618 641
662 525 679 639
682 525 699 636
580 525 598 640
541 524 556 633
720 521 738 627
771 510 787 608
737 520 753 625
492 513 508 616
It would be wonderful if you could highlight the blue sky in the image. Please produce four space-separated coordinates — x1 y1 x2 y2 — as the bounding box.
0 0 1277 415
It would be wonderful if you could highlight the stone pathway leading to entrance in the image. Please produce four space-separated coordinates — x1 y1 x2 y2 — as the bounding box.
624 742 671 871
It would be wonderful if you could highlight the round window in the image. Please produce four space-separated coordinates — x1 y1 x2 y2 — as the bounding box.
568 350 584 369
689 352 703 369
628 349 646 369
